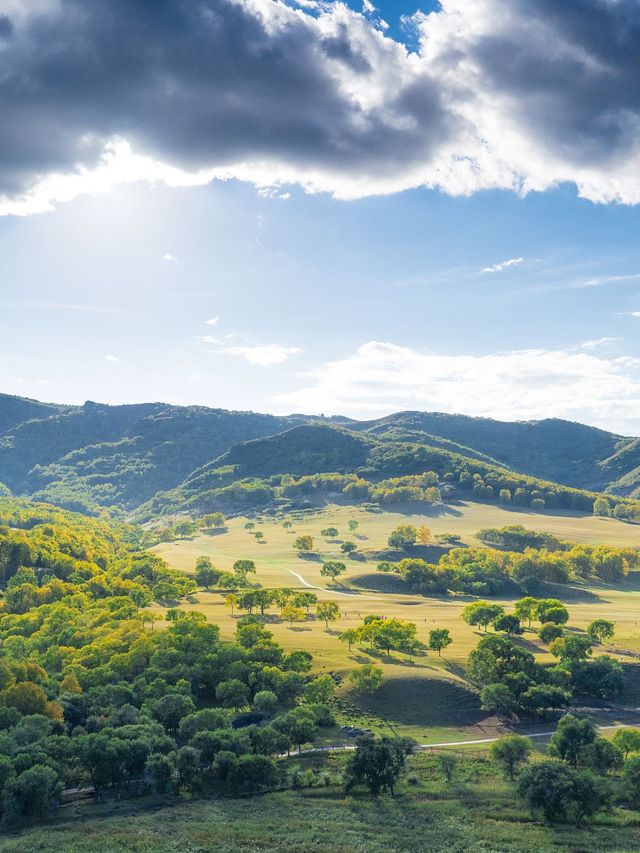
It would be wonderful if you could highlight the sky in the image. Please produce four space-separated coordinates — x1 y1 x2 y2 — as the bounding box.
3 0 640 434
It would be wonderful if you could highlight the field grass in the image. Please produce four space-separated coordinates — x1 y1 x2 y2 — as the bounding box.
4 751 640 853
152 501 640 742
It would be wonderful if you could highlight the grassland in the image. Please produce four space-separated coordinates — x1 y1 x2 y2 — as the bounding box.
4 750 640 853
152 501 640 742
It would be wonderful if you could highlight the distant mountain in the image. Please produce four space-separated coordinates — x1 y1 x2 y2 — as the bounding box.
1 392 640 514
351 411 640 496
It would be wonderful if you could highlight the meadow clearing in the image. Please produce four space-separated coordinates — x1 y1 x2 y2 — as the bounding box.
153 501 640 743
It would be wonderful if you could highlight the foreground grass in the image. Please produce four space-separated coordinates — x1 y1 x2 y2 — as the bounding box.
3 753 640 853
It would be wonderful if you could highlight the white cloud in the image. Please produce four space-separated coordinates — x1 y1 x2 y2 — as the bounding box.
162 253 178 263
272 340 640 434
105 354 120 363
482 257 524 274
626 311 640 318
220 344 301 367
205 316 220 326
584 273 640 287
579 337 617 351
6 1 640 211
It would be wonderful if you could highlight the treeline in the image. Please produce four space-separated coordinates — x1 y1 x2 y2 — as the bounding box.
0 498 328 823
377 531 640 596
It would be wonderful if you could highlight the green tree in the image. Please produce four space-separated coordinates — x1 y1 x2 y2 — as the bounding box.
613 727 640 758
294 535 314 552
548 715 596 767
320 561 347 584
345 734 414 796
216 679 250 711
341 541 357 554
428 628 452 656
348 520 359 534
550 635 592 662
514 596 538 626
3 765 62 823
493 614 523 637
229 754 279 795
480 683 518 716
387 525 417 550
339 628 360 651
233 559 256 576
195 556 218 588
539 622 564 644
316 601 340 628
281 604 306 626
587 619 615 644
518 761 608 825
624 754 640 806
349 664 384 694
304 674 335 705
490 734 532 779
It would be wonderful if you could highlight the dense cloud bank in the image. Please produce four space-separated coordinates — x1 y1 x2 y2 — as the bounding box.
2 0 640 212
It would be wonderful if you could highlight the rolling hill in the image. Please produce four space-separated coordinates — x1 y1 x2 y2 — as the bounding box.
1 392 640 514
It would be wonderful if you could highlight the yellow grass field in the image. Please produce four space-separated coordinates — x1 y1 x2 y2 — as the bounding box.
152 501 640 741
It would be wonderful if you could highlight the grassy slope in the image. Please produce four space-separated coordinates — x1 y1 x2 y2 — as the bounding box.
153 502 640 742
4 751 640 853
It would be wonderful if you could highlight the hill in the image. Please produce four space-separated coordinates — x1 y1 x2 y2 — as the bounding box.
2 392 640 514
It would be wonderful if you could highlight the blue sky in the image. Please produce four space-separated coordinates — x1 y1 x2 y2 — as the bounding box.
3 0 640 433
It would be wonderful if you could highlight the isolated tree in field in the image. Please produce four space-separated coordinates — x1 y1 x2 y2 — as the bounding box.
428 628 452 656
349 664 384 694
320 527 339 538
341 541 357 554
514 596 538 626
233 559 256 576
339 628 360 651
321 561 347 584
612 727 640 758
254 531 264 541
348 519 359 534
224 593 239 615
535 599 569 624
493 614 523 637
283 520 292 529
416 525 431 545
345 734 414 796
490 734 531 779
387 525 417 550
244 522 255 530
195 556 218 589
316 601 340 628
587 619 615 644
373 619 417 657
281 605 305 626
294 535 314 552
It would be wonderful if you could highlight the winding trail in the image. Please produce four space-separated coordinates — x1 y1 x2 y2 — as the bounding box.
287 568 374 598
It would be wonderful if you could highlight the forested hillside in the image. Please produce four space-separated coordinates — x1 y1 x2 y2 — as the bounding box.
3 394 640 516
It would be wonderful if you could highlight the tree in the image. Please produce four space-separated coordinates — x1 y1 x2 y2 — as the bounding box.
253 690 279 716
320 561 347 584
291 591 318 611
200 512 226 529
145 753 174 794
568 655 624 700
304 674 335 705
341 541 357 555
320 527 339 538
550 635 592 662
388 525 417 550
462 601 505 631
593 497 611 517
514 596 538 626
339 628 360 651
176 746 201 791
416 525 431 545
229 754 279 795
294 535 314 552
3 765 61 822
281 605 306 626
490 734 532 779
480 683 518 717
548 715 596 767
493 614 523 637
348 519 359 534
544 606 570 625
580 738 622 774
195 556 218 588
428 628 452 656
535 599 569 624
151 694 196 734
216 679 250 711
316 601 340 628
349 664 384 694
587 619 615 644
612 727 640 759
224 593 239 615
233 559 256 576
518 761 608 825
373 619 417 657
624 754 640 806
519 684 570 718
345 734 414 796
435 752 458 782
539 622 564 644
